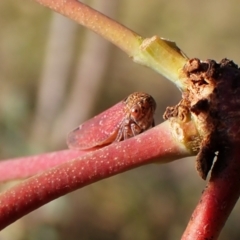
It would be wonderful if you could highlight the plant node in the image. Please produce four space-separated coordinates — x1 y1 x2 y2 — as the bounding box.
164 58 240 179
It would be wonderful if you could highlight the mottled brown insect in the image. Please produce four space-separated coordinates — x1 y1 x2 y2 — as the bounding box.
67 92 156 150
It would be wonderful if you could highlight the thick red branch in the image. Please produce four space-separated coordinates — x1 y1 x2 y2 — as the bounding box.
0 122 191 230
182 145 240 240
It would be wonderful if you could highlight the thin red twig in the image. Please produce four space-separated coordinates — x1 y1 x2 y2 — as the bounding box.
34 0 140 55
0 150 84 182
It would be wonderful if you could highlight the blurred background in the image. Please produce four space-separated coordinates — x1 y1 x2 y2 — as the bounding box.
1 0 240 239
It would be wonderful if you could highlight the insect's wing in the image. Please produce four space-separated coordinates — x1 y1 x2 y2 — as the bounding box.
67 101 125 150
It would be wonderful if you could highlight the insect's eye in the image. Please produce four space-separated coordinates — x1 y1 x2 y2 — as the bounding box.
131 106 141 119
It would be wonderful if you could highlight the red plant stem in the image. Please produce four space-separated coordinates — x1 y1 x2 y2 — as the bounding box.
181 144 240 240
34 0 188 87
0 122 191 230
34 0 141 55
0 150 85 182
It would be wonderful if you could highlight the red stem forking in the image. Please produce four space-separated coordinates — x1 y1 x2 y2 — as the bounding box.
0 122 191 230
182 144 240 240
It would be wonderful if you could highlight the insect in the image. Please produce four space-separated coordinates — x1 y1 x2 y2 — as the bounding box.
67 92 156 150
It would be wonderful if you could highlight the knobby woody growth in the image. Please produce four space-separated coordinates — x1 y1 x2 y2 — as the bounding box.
164 58 240 179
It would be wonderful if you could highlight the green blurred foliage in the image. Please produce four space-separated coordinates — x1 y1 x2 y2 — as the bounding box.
1 0 240 239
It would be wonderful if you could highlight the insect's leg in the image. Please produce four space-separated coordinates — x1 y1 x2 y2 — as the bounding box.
130 123 142 136
116 118 131 141
115 121 125 142
117 120 131 140
123 124 129 140
115 128 123 142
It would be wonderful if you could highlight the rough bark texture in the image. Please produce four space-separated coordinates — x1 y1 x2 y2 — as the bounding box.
164 58 240 179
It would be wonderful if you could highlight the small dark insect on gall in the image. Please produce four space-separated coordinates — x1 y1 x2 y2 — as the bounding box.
67 92 156 150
